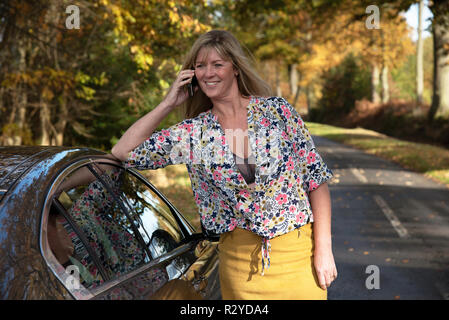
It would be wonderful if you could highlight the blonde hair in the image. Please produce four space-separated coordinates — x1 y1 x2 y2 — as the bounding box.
181 30 272 119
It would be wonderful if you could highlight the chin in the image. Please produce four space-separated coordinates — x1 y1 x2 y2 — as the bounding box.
202 91 220 99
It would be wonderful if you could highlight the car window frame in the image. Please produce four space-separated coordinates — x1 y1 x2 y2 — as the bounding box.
40 156 199 300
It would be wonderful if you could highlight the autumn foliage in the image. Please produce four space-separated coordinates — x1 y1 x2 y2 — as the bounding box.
0 0 447 148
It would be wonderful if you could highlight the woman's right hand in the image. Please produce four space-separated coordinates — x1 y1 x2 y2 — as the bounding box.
162 69 197 109
112 71 196 161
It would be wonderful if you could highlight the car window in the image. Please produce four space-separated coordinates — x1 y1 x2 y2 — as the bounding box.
118 170 184 256
47 202 107 290
45 161 188 299
103 165 189 280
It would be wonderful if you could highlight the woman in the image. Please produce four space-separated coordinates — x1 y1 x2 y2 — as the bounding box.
112 30 337 300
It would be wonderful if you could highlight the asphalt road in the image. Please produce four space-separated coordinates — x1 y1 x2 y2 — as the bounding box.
313 136 449 300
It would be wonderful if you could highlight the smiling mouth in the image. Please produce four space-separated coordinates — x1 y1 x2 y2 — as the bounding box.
205 81 220 86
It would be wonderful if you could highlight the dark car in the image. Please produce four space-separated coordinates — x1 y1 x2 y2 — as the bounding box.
0 146 221 300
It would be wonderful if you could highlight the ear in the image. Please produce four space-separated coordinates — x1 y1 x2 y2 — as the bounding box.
233 65 239 77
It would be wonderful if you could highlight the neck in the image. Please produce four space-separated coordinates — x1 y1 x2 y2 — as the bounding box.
211 94 250 119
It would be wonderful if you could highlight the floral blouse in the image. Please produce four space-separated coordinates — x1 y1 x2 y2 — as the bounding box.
125 96 334 275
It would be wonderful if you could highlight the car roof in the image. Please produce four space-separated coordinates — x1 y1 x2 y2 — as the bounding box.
0 146 105 195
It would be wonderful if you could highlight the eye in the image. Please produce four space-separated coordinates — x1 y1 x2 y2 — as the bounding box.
215 64 223 67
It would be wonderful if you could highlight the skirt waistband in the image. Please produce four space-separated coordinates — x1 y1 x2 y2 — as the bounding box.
220 223 313 276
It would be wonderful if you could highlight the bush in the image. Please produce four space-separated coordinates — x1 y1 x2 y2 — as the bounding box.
313 53 371 122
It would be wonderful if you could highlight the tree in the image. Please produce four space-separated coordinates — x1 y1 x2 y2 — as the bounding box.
0 0 213 147
416 0 424 108
428 0 449 119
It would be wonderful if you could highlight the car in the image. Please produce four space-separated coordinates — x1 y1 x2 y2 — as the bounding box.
0 146 221 300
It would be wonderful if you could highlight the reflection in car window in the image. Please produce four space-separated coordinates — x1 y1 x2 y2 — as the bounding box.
48 204 106 289
47 163 188 298
118 172 189 280
50 166 149 289
119 172 184 256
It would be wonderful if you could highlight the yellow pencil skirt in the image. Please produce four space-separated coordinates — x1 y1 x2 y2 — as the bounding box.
218 222 327 300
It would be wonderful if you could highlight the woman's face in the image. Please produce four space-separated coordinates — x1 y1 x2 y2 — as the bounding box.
194 47 238 100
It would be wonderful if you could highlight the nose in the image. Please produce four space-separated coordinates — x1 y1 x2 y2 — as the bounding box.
205 64 215 78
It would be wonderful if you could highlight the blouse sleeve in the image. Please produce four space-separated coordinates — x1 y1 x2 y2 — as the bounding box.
275 97 334 193
124 119 193 170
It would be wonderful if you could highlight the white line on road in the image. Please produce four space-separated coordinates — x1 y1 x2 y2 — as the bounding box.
373 195 410 238
350 167 368 184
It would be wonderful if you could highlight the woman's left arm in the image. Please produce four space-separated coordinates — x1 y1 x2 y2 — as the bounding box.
309 182 337 290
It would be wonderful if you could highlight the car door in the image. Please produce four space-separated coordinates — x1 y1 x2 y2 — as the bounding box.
42 157 220 300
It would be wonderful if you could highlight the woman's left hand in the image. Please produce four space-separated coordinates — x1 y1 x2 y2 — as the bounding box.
314 248 338 290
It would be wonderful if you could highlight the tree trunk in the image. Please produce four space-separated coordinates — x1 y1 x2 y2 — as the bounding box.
54 95 68 146
38 0 60 146
292 85 301 109
306 84 315 116
276 62 282 97
292 70 302 108
40 99 51 146
379 21 389 105
12 38 28 145
289 64 298 97
416 0 424 108
381 64 389 103
371 64 381 103
428 1 449 120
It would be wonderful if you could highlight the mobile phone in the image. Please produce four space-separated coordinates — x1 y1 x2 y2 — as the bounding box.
187 70 198 97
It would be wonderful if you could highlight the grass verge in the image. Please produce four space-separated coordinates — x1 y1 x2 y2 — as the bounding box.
306 122 449 188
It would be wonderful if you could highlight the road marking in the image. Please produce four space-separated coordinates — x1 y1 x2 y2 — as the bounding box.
373 195 410 238
350 167 368 184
